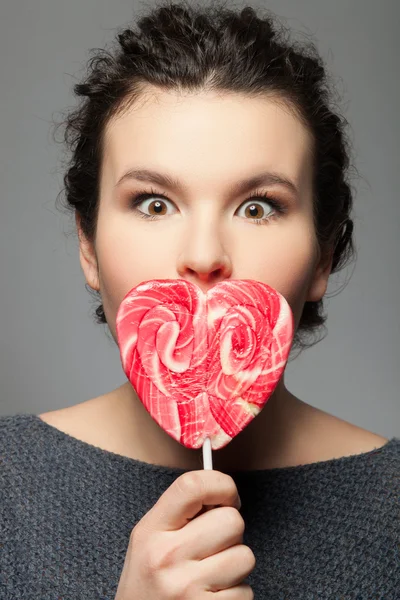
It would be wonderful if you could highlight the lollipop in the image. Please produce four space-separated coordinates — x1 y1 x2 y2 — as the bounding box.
116 279 294 469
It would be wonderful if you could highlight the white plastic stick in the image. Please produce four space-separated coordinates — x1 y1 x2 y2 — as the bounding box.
202 437 213 470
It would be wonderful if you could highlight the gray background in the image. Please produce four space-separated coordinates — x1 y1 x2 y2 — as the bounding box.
1 0 399 439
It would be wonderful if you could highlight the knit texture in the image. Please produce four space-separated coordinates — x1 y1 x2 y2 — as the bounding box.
0 414 399 600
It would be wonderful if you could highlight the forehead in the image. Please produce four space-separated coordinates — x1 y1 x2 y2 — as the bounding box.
102 89 314 192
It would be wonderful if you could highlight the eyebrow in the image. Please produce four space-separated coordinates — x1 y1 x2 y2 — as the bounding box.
115 168 299 198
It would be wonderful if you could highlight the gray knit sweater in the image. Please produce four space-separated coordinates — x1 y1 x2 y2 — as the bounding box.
0 414 399 599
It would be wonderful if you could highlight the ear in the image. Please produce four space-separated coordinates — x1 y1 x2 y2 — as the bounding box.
306 246 334 303
76 212 100 292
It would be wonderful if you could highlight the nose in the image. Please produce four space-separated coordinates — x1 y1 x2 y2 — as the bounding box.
176 221 232 291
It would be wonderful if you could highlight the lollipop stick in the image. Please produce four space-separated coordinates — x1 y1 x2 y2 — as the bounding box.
202 437 213 470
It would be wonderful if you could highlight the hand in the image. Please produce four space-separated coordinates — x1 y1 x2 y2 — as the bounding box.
115 469 255 599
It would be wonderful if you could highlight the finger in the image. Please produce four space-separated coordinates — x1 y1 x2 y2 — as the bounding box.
142 470 241 532
199 544 256 591
165 506 245 561
212 583 254 599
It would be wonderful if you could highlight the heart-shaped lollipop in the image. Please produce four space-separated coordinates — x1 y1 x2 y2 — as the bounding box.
116 279 294 450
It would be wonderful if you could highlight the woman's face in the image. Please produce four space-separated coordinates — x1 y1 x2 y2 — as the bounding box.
78 88 332 343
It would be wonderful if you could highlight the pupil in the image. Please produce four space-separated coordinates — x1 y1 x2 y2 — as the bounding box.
248 204 260 218
152 201 163 214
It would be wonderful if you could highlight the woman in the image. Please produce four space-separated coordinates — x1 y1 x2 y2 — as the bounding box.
2 1 398 598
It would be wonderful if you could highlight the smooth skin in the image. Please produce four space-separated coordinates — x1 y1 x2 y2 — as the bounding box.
114 470 255 599
69 87 387 474
39 86 388 597
76 87 334 474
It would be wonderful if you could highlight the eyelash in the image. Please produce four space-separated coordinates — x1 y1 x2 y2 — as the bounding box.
129 186 288 225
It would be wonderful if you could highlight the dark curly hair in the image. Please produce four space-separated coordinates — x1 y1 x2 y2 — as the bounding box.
56 0 357 355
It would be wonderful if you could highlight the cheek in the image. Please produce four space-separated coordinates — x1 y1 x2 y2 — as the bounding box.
235 226 318 327
94 220 177 334
273 247 318 328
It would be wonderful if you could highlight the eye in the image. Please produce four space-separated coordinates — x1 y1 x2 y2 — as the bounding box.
236 194 282 223
237 201 270 220
130 190 177 218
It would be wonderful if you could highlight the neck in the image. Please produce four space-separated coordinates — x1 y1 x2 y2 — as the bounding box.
115 376 306 472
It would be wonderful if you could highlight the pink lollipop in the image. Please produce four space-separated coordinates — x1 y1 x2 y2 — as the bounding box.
116 279 294 468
